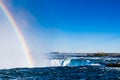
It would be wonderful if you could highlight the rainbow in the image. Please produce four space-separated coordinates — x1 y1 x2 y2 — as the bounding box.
0 1 35 67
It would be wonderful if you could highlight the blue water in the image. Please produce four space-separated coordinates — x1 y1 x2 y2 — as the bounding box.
0 57 120 80
0 66 120 80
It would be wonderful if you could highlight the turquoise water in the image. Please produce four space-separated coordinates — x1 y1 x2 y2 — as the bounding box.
61 57 120 66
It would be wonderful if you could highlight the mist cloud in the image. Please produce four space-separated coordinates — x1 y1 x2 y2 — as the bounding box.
0 10 29 69
0 2 50 68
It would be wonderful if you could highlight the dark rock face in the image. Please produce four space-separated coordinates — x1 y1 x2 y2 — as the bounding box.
105 63 120 67
0 66 120 80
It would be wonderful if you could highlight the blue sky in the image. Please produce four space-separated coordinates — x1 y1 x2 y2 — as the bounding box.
4 0 120 53
10 0 120 33
0 0 120 68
